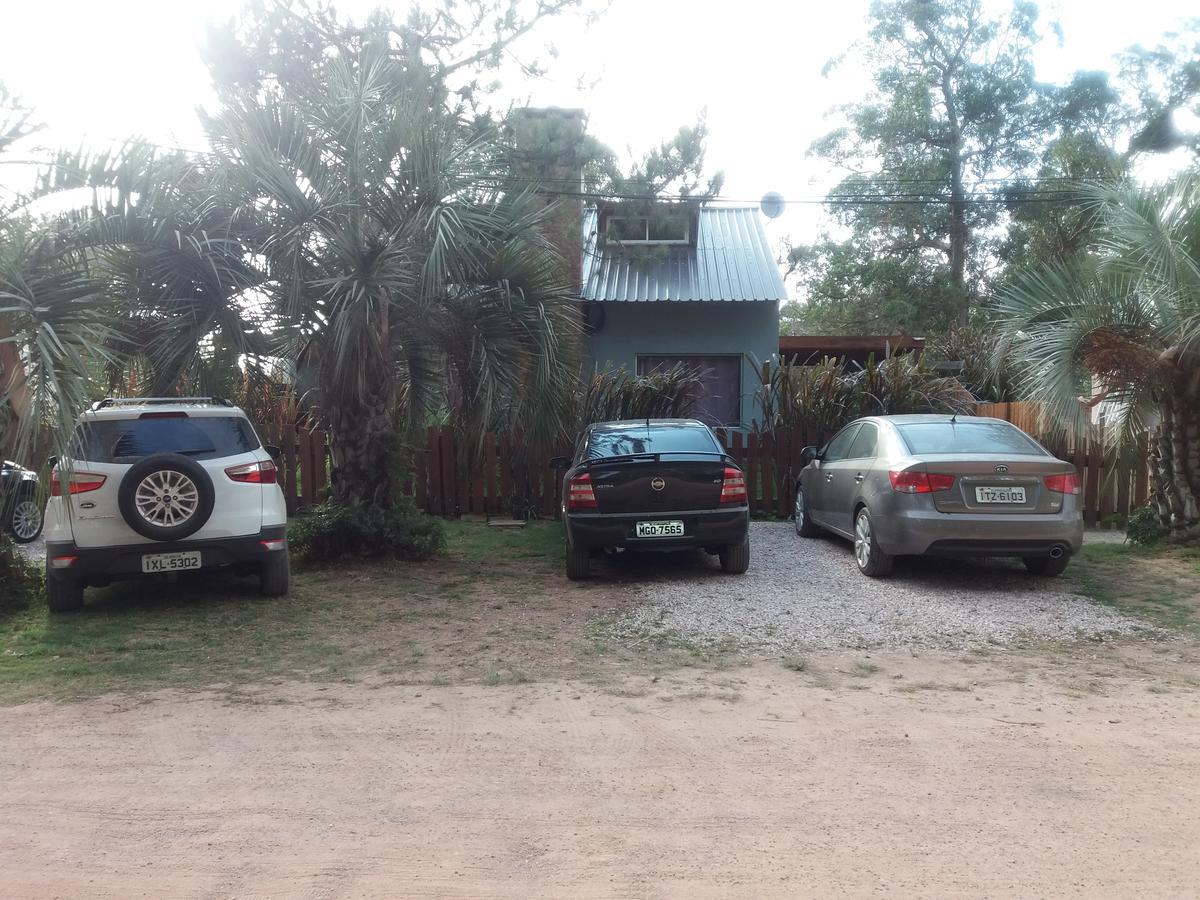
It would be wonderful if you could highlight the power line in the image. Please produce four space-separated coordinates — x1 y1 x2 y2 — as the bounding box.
9 144 1092 208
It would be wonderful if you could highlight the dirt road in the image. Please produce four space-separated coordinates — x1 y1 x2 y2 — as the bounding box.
3 649 1198 898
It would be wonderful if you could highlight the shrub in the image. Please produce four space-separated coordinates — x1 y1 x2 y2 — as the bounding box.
757 353 976 436
573 364 703 437
1125 505 1162 547
923 326 1018 402
0 532 41 615
288 499 446 563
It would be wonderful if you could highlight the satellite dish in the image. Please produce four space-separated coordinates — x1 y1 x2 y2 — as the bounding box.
760 192 785 219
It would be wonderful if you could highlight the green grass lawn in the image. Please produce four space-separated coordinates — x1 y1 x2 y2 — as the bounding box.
0 520 568 704
1070 542 1200 634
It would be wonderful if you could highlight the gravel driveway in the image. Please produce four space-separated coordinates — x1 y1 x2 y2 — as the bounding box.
606 522 1145 650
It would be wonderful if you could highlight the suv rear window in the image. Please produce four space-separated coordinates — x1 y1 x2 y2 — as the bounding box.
586 424 721 459
895 421 1044 456
71 416 260 463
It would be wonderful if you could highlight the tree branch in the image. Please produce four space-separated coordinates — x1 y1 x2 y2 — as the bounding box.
440 1 580 76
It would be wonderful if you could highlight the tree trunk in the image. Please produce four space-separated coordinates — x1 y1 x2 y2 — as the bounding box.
940 73 969 327
1148 373 1200 540
327 380 398 507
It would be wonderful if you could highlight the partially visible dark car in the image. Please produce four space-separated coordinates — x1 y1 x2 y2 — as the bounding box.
1 459 43 544
553 419 750 580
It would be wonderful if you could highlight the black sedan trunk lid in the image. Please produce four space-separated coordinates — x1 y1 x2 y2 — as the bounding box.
587 454 727 514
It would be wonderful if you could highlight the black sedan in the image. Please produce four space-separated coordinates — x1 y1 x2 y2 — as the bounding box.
2 459 43 543
551 419 750 580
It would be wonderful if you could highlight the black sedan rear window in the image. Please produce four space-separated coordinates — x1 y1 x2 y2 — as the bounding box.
71 416 260 462
895 421 1044 455
587 425 721 459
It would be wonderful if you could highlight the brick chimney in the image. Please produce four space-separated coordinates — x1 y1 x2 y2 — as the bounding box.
505 107 585 292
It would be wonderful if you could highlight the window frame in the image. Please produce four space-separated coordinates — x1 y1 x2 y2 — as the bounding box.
821 423 862 463
845 422 879 460
604 215 690 246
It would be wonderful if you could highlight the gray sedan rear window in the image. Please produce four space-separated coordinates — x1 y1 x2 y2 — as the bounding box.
71 416 260 462
896 421 1043 455
587 425 721 459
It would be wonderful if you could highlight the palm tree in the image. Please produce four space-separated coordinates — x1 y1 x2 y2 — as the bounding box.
203 33 579 505
2 142 271 462
995 176 1200 539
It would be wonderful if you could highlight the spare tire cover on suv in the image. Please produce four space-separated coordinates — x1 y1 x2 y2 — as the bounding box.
118 454 216 541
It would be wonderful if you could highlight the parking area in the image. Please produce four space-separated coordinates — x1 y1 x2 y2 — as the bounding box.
14 521 1151 655
602 522 1146 650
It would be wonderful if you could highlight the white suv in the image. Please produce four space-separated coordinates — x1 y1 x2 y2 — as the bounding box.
43 397 289 612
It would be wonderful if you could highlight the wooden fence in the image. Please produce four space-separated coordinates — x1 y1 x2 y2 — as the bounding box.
260 424 330 516
409 425 828 521
273 409 1152 527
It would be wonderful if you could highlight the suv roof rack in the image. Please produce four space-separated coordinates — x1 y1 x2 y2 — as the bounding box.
91 396 235 410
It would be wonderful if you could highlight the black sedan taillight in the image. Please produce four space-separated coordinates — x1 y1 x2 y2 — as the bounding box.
719 467 747 504
566 472 598 509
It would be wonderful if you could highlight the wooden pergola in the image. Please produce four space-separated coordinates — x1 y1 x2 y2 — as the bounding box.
778 335 924 368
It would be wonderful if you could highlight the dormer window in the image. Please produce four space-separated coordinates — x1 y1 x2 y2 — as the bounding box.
603 208 691 245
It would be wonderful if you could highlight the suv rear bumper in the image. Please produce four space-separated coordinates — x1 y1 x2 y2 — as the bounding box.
45 525 287 582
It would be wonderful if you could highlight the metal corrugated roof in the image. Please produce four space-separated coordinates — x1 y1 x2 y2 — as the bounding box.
580 206 787 302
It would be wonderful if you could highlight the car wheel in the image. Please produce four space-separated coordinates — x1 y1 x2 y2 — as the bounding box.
118 454 216 542
853 508 893 577
719 538 751 574
45 567 84 613
1024 554 1069 577
9 493 43 543
566 542 591 581
794 486 821 537
260 547 291 596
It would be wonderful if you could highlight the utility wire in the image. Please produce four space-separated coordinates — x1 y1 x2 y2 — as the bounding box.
9 142 1093 207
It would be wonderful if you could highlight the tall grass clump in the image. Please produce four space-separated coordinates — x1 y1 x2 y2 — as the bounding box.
757 354 976 435
571 364 704 438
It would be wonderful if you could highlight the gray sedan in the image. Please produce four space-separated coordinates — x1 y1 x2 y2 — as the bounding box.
795 415 1084 577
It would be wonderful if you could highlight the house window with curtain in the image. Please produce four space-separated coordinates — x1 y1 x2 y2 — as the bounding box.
636 355 742 427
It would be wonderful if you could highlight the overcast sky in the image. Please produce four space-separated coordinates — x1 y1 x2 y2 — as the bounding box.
1 0 1196 259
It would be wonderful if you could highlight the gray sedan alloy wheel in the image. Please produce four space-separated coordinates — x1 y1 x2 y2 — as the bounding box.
853 512 871 568
853 509 893 577
794 486 821 538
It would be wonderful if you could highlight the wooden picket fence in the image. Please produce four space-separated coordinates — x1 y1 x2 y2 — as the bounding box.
409 425 825 520
414 428 571 519
270 408 1151 526
260 424 331 516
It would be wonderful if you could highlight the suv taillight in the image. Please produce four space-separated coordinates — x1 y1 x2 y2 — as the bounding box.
225 460 278 484
566 472 597 509
889 471 955 493
720 467 748 504
1044 472 1081 495
49 468 107 496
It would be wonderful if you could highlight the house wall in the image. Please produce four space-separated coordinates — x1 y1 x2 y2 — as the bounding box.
584 301 780 428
